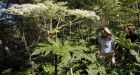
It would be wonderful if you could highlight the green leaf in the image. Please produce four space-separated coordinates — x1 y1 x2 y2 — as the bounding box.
48 38 56 45
130 50 140 62
31 49 42 56
43 65 55 74
59 52 71 67
31 43 52 56
55 38 62 47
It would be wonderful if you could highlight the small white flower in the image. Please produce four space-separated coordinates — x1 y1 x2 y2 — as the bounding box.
2 2 100 20
68 9 100 20
2 3 47 16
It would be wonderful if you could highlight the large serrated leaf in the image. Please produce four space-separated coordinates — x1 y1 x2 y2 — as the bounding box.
48 38 56 45
130 50 140 63
31 49 42 56
55 37 62 47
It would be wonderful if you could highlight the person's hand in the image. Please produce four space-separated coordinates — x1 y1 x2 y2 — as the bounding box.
111 50 114 53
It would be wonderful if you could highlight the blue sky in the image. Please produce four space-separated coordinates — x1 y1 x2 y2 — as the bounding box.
0 1 5 16
0 1 13 21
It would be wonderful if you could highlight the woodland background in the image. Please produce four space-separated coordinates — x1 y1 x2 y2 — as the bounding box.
0 0 140 75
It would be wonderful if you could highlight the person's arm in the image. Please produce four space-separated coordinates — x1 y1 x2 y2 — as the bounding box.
111 38 115 53
112 43 115 52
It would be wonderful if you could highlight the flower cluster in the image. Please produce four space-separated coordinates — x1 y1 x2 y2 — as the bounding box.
68 9 100 20
2 3 46 16
2 1 100 20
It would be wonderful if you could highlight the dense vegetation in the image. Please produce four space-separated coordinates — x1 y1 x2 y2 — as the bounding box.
0 0 140 75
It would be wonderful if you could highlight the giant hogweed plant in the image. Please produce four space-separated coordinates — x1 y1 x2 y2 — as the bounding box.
1 1 101 74
2 0 100 35
31 37 104 75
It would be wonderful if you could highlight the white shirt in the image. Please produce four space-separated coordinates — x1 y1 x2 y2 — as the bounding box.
98 36 115 53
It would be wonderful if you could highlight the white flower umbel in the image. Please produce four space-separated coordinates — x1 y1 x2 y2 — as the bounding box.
2 1 100 20
2 3 46 16
67 9 100 20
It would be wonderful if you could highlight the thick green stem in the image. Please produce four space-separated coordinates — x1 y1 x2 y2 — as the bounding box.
70 67 74 75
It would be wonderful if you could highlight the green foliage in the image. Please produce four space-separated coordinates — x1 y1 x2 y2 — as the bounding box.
116 37 133 49
31 38 100 74
0 0 140 74
43 65 55 74
87 63 107 75
2 68 36 75
31 43 52 56
130 50 140 63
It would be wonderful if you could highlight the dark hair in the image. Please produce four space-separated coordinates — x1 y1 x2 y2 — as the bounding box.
125 26 133 33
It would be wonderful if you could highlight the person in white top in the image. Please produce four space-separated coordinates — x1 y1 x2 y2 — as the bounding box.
98 26 115 65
